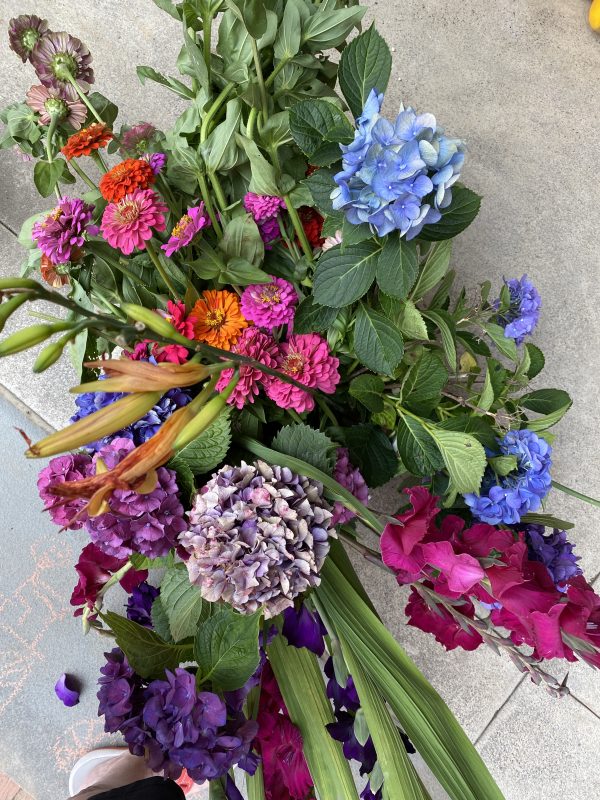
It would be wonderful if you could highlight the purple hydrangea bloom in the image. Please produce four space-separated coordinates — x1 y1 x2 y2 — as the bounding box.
32 197 96 266
31 30 94 89
240 276 297 330
282 604 326 656
464 429 552 525
332 447 370 526
243 192 285 223
332 89 465 239
97 648 141 733
523 524 582 587
126 582 160 627
37 452 94 530
142 152 167 175
495 275 541 345
8 15 50 62
179 460 334 618
85 438 187 559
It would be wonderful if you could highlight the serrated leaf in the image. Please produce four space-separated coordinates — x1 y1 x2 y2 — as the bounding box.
525 343 545 379
376 234 418 299
481 322 518 361
489 455 518 477
289 100 353 166
341 218 372 249
396 414 444 477
293 296 338 334
396 299 429 340
195 607 261 691
427 428 487 494
422 309 456 371
129 552 175 571
332 423 398 487
520 389 572 415
435 414 498 450
411 241 452 301
349 375 385 413
303 168 336 216
170 411 231 475
314 243 379 308
354 305 404 376
151 596 174 642
476 369 494 414
402 350 448 414
338 24 392 118
418 186 481 241
160 567 205 642
272 423 335 472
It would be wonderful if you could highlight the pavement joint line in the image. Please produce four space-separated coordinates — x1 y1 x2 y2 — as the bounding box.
474 674 526 746
0 218 18 237
0 382 56 434
571 693 600 724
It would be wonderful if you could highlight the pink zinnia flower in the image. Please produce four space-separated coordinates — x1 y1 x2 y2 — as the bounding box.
240 277 297 330
163 300 195 339
331 448 369 526
31 30 94 89
259 217 282 247
32 196 96 265
162 204 210 256
124 340 189 364
244 192 285 223
26 83 86 128
266 333 340 413
216 327 279 410
100 189 167 255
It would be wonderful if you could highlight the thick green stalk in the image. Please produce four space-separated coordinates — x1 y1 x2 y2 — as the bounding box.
144 240 180 300
197 172 222 236
66 74 104 123
69 158 97 191
45 113 62 200
200 83 235 142
284 196 314 262
251 39 268 123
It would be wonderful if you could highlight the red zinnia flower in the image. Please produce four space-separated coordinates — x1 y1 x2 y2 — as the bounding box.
99 158 155 203
299 206 325 249
61 122 113 160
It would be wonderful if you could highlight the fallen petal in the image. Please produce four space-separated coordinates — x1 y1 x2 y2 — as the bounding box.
55 673 80 707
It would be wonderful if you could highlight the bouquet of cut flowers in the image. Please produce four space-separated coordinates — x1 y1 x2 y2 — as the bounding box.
2 3 600 798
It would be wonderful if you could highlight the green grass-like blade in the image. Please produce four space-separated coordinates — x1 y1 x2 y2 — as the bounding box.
268 636 359 800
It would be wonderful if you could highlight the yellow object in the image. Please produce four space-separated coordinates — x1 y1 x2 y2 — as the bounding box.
590 0 600 31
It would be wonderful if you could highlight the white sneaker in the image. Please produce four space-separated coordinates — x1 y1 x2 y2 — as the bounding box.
68 748 128 797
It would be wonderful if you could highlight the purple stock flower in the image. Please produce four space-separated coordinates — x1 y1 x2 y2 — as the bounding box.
32 197 96 265
243 192 285 223
282 604 326 656
524 524 582 587
85 438 187 559
31 31 94 89
179 460 334 618
38 452 94 529
494 275 541 345
142 152 167 175
240 276 297 330
126 582 160 627
8 15 50 62
332 448 370 526
162 204 211 256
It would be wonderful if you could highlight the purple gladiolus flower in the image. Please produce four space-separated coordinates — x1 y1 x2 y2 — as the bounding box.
32 197 96 266
282 604 326 656
55 673 80 707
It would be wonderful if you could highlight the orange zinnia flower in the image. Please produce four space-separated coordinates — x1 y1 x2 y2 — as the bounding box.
40 254 70 287
61 122 113 160
98 158 155 203
191 290 248 350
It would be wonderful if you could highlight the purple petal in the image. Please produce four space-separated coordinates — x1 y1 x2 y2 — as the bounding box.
55 673 80 707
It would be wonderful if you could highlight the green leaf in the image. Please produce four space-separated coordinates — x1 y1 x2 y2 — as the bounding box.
418 186 482 241
225 0 268 39
102 611 193 679
353 305 404 377
129 552 175 571
151 596 174 642
201 100 242 173
87 92 119 126
520 388 572 415
136 65 194 99
525 343 545 379
293 296 338 334
236 135 279 195
397 413 444 477
521 512 575 530
274 0 302 59
6 103 41 142
303 168 336 216
33 160 64 198
160 566 205 642
152 0 181 19
289 99 353 166
402 350 448 414
422 309 456 370
338 24 392 118
349 375 385 413
314 242 379 308
332 424 398 487
218 258 271 286
489 455 518 477
411 241 452 301
476 369 494 413
396 299 429 340
18 211 46 250
481 322 518 361
302 6 367 49
271 423 335 473
436 415 497 450
427 428 487 494
170 411 231 475
341 218 372 249
219 214 265 267
268 637 359 800
376 234 418 299
194 607 261 691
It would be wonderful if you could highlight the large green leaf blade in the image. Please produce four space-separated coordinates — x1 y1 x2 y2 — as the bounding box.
314 243 379 308
339 24 392 118
354 305 404 376
428 427 487 494
194 607 261 691
418 186 481 241
160 566 205 642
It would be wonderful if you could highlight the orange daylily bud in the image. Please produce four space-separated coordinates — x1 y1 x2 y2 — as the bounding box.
70 359 212 394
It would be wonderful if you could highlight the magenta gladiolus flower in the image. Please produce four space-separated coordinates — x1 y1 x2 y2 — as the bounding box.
26 83 87 128
240 277 297 330
31 30 94 89
216 327 279 410
101 189 167 255
243 192 285 223
405 587 483 651
266 334 340 413
32 197 96 265
161 204 210 256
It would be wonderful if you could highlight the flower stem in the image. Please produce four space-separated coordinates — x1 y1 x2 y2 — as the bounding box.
552 480 600 509
208 171 229 220
66 74 104 124
200 83 235 143
91 150 109 174
69 158 97 191
197 172 222 236
203 6 214 88
251 39 268 125
45 114 62 200
265 56 291 88
284 196 313 262
145 240 180 300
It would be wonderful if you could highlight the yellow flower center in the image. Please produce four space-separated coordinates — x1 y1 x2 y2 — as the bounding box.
205 309 226 329
258 285 281 305
172 214 192 239
116 199 140 224
282 351 305 376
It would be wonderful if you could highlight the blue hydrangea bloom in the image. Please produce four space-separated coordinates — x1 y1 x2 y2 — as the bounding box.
464 429 552 525
331 89 465 239
523 524 582 588
494 275 541 345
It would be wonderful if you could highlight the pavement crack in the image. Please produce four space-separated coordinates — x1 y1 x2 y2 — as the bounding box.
0 218 18 237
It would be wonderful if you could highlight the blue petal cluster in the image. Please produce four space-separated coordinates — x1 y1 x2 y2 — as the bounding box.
494 274 541 345
464 429 552 525
331 89 465 239
523 524 582 587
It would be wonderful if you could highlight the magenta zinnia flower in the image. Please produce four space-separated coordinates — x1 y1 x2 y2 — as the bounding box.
240 277 297 330
259 217 282 247
216 327 279 410
161 204 210 256
32 197 96 265
119 123 159 157
26 83 86 128
163 300 195 340
331 448 370 526
266 334 340 413
31 31 94 89
8 15 50 62
244 192 286 223
101 189 167 255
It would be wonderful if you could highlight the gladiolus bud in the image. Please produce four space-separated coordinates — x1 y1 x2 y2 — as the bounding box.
0 294 28 333
0 322 72 356
26 391 162 457
120 304 189 344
